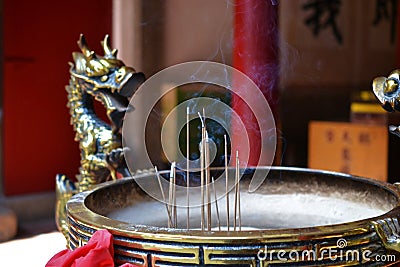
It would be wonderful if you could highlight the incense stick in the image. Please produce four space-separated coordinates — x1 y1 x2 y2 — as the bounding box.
198 112 205 231
202 109 212 231
224 135 229 232
212 176 221 231
168 163 174 228
234 151 239 231
238 161 241 231
205 131 212 231
186 106 190 230
173 165 177 228
161 110 245 232
169 162 176 228
155 166 173 227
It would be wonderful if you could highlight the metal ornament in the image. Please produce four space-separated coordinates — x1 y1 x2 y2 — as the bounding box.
55 34 145 239
372 70 400 254
373 70 400 137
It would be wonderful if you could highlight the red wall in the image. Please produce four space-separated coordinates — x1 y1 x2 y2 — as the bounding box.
3 0 112 195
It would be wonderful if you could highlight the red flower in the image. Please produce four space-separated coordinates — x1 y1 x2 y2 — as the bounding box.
46 229 135 267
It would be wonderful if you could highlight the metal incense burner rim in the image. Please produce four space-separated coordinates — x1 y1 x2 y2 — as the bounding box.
66 166 400 266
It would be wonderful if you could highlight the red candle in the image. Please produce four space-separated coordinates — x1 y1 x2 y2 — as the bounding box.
232 0 279 166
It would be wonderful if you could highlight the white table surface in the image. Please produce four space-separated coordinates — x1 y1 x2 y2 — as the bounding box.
0 232 67 267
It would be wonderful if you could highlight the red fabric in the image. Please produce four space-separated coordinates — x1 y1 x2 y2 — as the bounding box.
46 229 135 267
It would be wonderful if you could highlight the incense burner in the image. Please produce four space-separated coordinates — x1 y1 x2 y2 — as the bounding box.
66 166 400 266
59 36 400 266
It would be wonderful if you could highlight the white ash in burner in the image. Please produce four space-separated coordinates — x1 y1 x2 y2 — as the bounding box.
107 192 389 230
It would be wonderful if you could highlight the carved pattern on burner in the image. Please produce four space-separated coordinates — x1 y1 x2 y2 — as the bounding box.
67 211 387 266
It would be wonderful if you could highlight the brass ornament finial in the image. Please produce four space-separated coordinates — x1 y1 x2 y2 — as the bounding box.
372 70 400 112
373 70 400 137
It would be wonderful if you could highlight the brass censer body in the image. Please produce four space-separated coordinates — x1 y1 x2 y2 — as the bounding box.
57 35 400 266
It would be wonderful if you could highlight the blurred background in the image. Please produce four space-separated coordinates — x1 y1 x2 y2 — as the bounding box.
0 0 399 240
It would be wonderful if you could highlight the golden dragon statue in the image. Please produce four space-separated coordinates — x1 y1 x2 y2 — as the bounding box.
56 34 145 239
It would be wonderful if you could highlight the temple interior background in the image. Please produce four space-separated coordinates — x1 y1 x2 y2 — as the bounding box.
0 0 400 264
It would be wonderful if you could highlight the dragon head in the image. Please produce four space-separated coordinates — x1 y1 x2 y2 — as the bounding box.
70 34 145 131
372 69 400 112
71 34 145 98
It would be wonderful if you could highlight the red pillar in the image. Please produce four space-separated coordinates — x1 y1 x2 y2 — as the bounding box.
232 0 279 166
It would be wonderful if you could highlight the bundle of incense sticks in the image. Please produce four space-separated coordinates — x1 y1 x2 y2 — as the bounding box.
155 109 242 231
